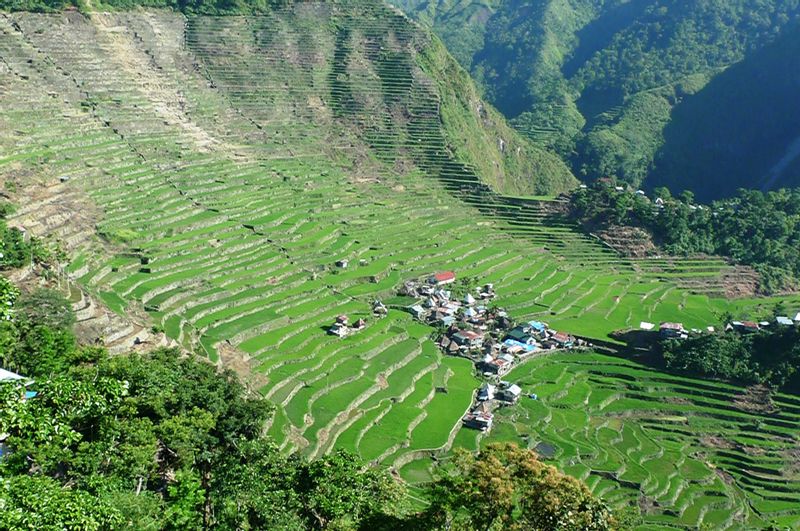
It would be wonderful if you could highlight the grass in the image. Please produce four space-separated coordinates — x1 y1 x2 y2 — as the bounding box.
2 6 799 529
466 351 800 529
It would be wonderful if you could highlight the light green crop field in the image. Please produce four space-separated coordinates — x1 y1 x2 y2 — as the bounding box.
1 3 798 528
459 352 800 530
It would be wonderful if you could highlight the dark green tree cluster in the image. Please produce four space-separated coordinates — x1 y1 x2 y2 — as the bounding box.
569 182 800 292
0 202 49 270
399 0 800 196
660 325 800 392
0 276 623 530
1 340 405 528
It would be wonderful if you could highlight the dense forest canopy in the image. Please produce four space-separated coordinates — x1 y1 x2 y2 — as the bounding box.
659 325 800 393
396 0 800 199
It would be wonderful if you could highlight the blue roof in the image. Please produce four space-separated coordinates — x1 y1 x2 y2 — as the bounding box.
503 339 536 352
25 391 37 400
528 321 547 332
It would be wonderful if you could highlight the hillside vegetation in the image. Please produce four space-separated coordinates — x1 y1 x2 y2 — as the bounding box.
2 1 800 528
568 182 800 293
1 275 615 529
1 0 575 197
396 0 800 199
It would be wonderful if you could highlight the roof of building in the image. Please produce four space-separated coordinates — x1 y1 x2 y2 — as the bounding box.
660 322 685 330
433 271 456 282
0 368 26 382
552 332 572 343
502 338 535 352
528 321 547 332
777 316 794 325
455 330 482 341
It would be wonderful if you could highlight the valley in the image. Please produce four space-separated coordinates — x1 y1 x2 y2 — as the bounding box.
1 2 800 529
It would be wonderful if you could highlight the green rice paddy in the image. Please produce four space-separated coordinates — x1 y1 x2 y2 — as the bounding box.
1 4 798 528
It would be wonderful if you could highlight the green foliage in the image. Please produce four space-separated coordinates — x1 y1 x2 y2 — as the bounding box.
400 0 800 195
0 475 124 530
661 326 800 392
569 182 800 292
0 221 49 271
424 442 621 530
0 288 79 377
0 276 19 322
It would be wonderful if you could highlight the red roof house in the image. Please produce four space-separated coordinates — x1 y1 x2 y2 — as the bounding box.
430 271 456 285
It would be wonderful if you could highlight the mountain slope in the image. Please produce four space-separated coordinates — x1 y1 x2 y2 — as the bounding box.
396 0 800 199
1 0 575 197
652 23 800 198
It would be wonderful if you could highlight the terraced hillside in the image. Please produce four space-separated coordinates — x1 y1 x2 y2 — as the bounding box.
2 4 800 525
469 352 800 529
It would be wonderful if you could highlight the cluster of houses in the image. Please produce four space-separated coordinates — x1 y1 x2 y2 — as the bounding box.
402 272 498 329
646 312 800 341
400 271 583 433
328 314 366 338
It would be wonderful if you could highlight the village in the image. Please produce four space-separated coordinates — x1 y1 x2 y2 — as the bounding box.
324 265 800 435
398 270 587 433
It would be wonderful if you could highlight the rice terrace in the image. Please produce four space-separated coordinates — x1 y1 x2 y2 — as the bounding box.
1 0 800 529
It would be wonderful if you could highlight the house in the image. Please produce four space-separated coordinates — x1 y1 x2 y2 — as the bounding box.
463 407 493 432
464 307 478 320
329 322 349 338
479 283 495 299
793 312 800 323
502 338 536 355
452 330 483 348
732 321 760 334
335 259 349 268
660 322 686 339
430 271 456 286
506 326 533 344
59 175 70 183
409 305 427 320
440 315 456 327
497 383 522 403
551 332 574 348
336 315 349 325
464 293 476 306
353 318 366 330
776 316 794 326
372 301 388 315
477 383 496 401
527 321 548 334
481 355 512 376
0 368 28 384
496 315 513 330
639 321 655 331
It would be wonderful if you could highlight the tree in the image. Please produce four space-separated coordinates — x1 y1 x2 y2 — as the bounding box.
0 475 123 530
297 449 405 529
426 442 622 530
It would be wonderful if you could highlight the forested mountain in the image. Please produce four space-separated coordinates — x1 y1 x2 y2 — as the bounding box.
394 0 800 200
